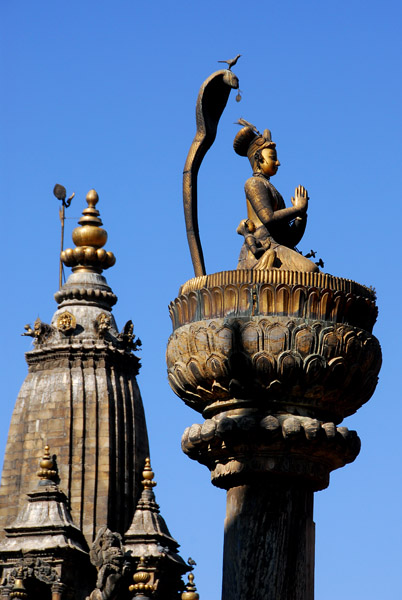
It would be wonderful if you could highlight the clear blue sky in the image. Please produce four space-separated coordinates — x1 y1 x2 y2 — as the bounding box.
1 2 401 598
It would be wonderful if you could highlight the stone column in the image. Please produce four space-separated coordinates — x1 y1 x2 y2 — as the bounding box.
167 269 381 600
223 483 314 600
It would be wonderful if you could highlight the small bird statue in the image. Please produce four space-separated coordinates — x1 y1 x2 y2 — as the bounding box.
187 557 197 567
218 54 241 70
315 258 325 268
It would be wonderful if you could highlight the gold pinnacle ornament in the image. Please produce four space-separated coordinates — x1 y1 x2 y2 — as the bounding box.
142 458 156 490
10 568 28 600
129 557 156 597
182 573 199 600
61 189 116 273
36 445 57 483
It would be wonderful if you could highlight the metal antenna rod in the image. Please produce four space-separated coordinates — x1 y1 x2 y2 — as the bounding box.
53 184 75 290
59 202 66 289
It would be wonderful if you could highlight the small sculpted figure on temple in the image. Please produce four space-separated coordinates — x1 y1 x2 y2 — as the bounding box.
87 528 128 600
233 123 318 272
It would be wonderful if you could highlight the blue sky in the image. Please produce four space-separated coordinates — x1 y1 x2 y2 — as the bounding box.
1 2 401 598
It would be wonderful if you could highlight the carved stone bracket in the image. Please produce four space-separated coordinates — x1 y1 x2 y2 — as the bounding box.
182 413 360 490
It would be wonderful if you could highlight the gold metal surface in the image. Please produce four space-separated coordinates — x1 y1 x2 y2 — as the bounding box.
56 311 76 334
182 573 199 600
183 69 239 277
61 190 116 273
95 312 112 336
177 268 375 299
233 125 318 272
36 445 57 482
129 557 156 596
141 457 156 490
10 568 28 599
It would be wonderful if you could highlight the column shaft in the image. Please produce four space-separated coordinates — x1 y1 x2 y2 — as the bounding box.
222 481 315 600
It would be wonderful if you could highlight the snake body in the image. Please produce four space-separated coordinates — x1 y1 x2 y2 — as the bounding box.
183 69 239 277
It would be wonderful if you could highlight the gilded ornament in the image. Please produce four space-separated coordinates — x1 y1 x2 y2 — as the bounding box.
9 568 28 600
56 311 76 334
141 458 156 490
61 189 116 273
36 445 57 483
129 557 156 597
181 573 199 600
96 312 112 336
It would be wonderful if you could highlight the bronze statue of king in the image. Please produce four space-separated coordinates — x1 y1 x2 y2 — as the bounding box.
234 123 318 272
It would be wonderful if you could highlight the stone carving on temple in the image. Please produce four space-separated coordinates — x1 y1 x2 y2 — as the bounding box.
88 528 128 600
21 317 53 344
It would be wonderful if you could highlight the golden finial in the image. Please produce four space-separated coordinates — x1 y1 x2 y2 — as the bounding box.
10 568 28 599
142 458 156 490
129 557 156 597
182 573 199 600
61 189 116 273
36 445 57 484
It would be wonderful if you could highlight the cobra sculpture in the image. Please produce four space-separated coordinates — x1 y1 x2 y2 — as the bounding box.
183 69 239 277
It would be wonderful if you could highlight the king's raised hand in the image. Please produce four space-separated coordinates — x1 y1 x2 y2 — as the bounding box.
291 185 309 213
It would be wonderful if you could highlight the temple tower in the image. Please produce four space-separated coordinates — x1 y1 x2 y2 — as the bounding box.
0 190 149 543
0 189 191 599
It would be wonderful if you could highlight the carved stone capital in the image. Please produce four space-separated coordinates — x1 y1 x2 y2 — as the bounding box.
168 273 380 491
167 316 381 423
181 412 360 490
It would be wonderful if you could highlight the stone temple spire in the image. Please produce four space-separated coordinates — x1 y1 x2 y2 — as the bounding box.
0 190 149 545
0 446 92 599
124 458 189 598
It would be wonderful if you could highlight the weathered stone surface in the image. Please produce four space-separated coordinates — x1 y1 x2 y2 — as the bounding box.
0 271 149 545
223 483 315 600
0 475 93 599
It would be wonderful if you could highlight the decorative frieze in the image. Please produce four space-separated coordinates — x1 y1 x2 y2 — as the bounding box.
170 271 378 333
